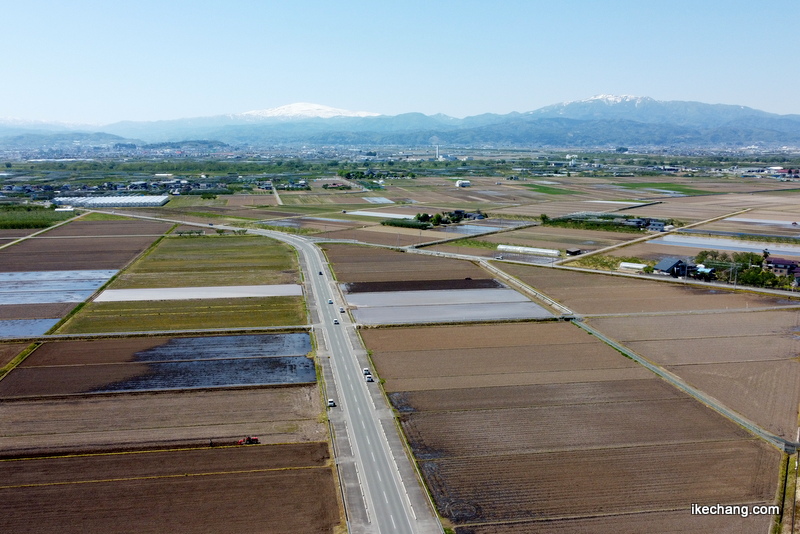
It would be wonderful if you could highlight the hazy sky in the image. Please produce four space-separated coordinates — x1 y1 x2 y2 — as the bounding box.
3 0 798 124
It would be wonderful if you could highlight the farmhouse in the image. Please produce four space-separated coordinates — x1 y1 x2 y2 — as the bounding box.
654 257 688 276
764 257 798 277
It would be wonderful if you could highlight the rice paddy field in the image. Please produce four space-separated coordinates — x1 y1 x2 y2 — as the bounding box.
361 322 781 532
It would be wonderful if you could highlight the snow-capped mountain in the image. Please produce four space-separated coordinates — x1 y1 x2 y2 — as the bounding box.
238 103 381 120
4 96 800 149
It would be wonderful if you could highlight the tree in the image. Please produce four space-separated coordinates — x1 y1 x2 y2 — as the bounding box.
431 213 443 226
540 213 550 224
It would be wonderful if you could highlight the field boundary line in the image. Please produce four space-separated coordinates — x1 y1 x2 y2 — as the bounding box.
0 212 86 252
574 320 799 453
0 464 330 490
553 207 753 266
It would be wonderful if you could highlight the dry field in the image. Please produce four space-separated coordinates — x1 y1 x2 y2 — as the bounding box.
0 234 162 272
423 441 777 525
42 219 172 237
456 511 769 534
224 193 279 207
316 227 435 246
0 343 27 367
0 386 326 456
605 240 716 262
361 322 783 531
401 398 751 459
0 444 340 534
692 209 800 238
389 379 684 413
588 310 800 440
0 302 75 320
0 228 38 239
323 243 487 282
477 225 635 251
496 262 798 314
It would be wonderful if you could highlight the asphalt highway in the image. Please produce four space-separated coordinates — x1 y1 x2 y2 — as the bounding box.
247 228 440 533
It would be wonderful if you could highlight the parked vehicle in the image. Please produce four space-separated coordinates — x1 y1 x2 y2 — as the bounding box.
365 374 374 382
237 436 260 445
362 367 370 375
327 399 336 407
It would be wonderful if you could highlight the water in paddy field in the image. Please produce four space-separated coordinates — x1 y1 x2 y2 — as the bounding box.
89 356 316 393
131 333 311 361
440 224 503 235
0 318 60 338
88 333 314 393
650 235 800 257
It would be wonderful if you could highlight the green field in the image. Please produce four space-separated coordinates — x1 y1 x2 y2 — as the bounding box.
0 205 77 229
57 296 306 334
521 184 575 195
109 234 298 289
611 182 710 195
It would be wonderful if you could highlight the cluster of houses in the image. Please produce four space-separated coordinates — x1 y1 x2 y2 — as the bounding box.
653 256 800 283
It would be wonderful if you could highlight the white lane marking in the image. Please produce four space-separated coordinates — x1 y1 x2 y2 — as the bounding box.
390 515 396 529
383 490 388 503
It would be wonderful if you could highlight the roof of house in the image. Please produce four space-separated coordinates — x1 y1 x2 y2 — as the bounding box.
654 258 684 271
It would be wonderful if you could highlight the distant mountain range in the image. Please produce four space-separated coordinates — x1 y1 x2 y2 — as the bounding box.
3 96 800 150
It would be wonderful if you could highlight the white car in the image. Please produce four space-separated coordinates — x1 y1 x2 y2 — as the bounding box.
365 374 374 382
333 319 339 325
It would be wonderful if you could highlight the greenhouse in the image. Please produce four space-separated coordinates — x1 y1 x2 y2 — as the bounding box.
52 195 170 208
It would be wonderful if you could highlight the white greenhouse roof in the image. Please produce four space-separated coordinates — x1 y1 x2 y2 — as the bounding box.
52 195 170 208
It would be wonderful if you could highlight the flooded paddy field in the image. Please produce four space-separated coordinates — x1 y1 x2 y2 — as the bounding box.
0 269 117 305
0 333 315 397
347 288 553 325
0 318 60 339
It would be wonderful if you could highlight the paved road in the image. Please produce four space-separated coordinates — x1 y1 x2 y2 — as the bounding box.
233 227 442 533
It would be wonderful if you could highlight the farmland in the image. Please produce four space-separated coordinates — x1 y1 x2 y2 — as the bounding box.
495 262 798 314
3 166 800 532
0 444 339 534
0 214 344 533
588 310 800 440
361 322 782 531
56 296 305 333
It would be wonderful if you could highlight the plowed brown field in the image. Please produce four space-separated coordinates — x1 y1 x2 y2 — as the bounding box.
361 321 783 531
0 444 339 534
497 262 797 314
1 387 325 457
0 343 27 367
42 219 172 236
422 441 777 524
0 235 161 271
589 311 800 440
455 510 769 534
323 243 487 282
402 398 751 459
388 379 684 413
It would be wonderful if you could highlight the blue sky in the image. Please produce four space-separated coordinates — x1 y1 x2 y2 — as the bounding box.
3 0 798 124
